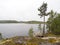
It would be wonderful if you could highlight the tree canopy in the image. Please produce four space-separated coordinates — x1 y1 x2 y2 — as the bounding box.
50 14 60 35
38 2 47 17
38 2 49 36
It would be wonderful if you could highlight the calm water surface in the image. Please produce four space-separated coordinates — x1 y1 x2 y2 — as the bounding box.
0 23 39 38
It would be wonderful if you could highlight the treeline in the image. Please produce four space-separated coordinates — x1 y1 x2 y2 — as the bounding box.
20 21 45 24
0 20 19 23
0 20 44 24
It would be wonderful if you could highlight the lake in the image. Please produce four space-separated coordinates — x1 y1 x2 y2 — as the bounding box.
0 23 41 38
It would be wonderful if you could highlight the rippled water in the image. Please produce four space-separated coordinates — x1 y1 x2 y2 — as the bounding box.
0 23 39 38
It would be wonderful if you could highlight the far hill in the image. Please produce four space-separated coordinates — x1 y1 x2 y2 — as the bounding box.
0 20 19 23
19 21 46 24
0 20 46 24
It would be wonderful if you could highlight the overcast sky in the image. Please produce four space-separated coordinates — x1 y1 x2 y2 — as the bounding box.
0 0 60 21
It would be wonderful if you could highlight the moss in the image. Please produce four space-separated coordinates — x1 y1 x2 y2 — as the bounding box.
48 38 56 43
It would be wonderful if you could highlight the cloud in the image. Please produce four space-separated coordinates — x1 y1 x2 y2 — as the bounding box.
0 0 60 21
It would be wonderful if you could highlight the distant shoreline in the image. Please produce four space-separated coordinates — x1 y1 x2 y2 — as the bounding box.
0 20 46 24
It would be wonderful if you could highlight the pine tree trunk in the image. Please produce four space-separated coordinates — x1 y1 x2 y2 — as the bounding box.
43 15 45 36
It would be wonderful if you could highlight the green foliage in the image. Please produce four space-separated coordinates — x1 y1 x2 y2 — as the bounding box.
38 2 47 17
47 10 57 31
38 2 48 36
47 10 60 35
28 28 34 38
50 14 60 35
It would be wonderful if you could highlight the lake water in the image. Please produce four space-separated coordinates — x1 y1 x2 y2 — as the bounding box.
0 23 41 38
